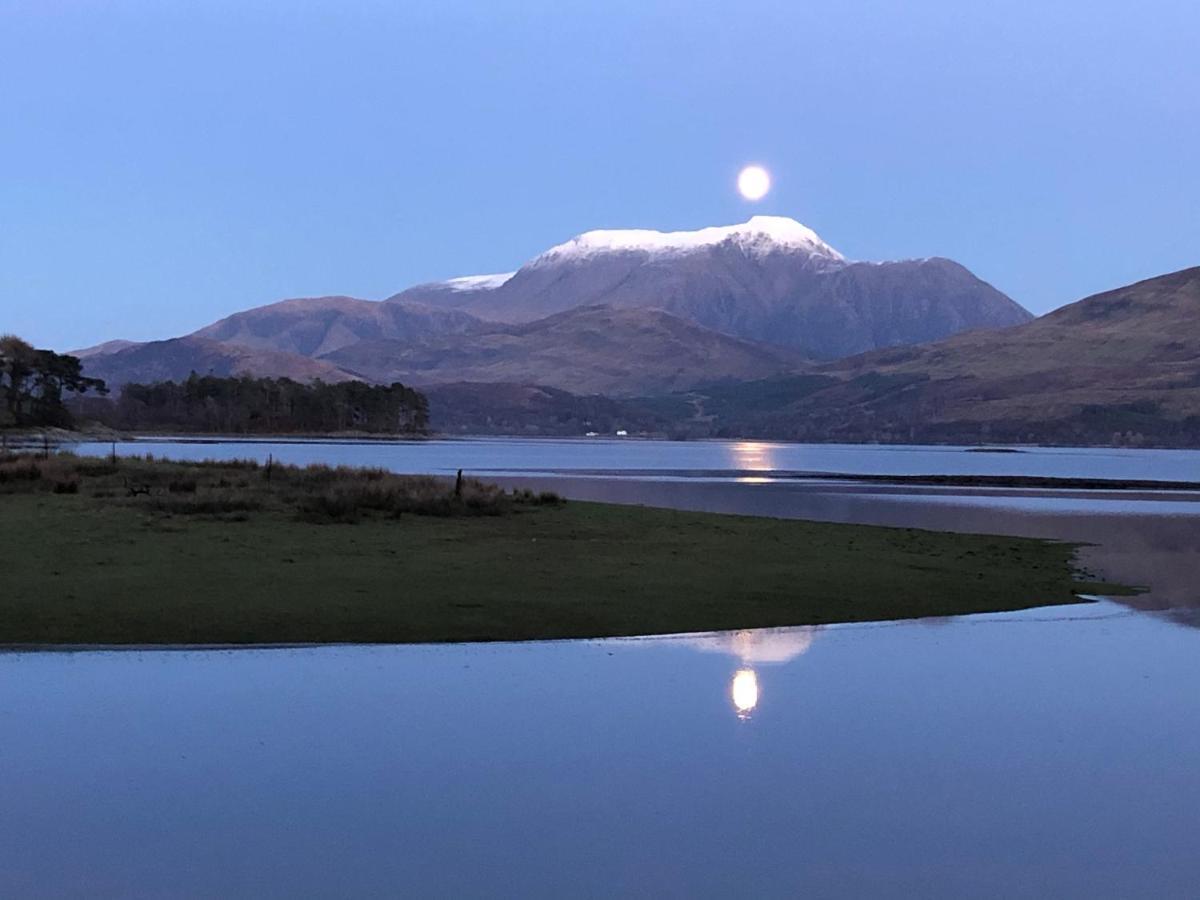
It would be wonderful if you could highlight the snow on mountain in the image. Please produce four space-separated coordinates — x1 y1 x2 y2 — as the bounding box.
387 214 1031 356
443 272 515 292
532 216 846 265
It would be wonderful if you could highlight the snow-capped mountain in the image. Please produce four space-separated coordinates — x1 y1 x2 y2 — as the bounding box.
386 216 1030 358
79 215 1032 396
531 216 845 266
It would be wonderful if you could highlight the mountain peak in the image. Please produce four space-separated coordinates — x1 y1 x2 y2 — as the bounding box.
741 215 838 248
533 216 846 265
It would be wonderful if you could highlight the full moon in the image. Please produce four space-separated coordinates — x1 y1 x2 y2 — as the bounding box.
737 165 771 201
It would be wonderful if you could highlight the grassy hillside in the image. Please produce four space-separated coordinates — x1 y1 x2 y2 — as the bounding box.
80 336 358 388
677 267 1200 445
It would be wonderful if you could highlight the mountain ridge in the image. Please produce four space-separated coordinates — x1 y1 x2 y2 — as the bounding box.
69 266 1200 445
701 266 1200 444
318 304 807 396
80 336 360 389
191 295 485 358
385 216 1030 357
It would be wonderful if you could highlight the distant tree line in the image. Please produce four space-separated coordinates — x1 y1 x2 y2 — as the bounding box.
423 383 680 437
1 335 108 428
86 373 430 435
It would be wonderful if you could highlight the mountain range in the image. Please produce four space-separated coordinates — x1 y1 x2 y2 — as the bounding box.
78 216 1027 391
70 216 1200 445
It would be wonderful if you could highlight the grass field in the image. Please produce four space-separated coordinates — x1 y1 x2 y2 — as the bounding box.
0 452 1124 644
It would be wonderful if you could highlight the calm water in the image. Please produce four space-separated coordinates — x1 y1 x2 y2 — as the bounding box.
3 604 1199 898
11 437 1198 897
74 435 1200 482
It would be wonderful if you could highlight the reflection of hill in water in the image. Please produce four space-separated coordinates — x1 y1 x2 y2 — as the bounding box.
684 626 821 664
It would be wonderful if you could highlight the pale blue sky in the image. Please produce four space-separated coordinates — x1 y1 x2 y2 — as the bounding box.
3 0 1197 350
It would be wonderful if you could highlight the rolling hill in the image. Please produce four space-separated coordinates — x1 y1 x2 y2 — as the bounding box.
79 336 358 389
191 295 483 357
694 267 1200 444
319 305 807 396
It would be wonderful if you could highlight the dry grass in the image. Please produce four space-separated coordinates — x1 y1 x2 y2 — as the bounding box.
0 451 560 524
0 454 82 493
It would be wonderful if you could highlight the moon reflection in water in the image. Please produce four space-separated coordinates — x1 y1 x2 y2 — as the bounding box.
731 668 760 718
687 627 821 720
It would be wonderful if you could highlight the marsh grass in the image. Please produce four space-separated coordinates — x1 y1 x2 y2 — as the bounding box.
0 454 84 494
0 451 547 523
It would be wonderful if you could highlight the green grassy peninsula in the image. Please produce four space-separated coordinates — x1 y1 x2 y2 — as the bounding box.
0 452 1123 644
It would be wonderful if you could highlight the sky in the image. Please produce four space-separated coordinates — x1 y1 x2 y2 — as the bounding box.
3 0 1198 350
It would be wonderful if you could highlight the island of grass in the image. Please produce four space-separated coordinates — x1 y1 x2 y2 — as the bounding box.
0 452 1125 645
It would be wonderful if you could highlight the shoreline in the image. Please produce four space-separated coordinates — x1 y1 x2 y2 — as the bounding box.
0 597 1134 654
17 428 1200 452
483 466 1200 493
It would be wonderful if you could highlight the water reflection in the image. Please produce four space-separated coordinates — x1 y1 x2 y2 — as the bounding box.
4 601 1200 897
730 440 777 483
685 627 822 718
731 669 759 718
686 626 821 664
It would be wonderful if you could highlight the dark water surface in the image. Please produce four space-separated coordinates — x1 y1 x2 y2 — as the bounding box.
7 437 1195 897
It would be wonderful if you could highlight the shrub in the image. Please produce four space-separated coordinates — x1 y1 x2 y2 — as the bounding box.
0 458 42 483
0 450 532 525
279 463 390 489
0 455 86 491
293 474 510 523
